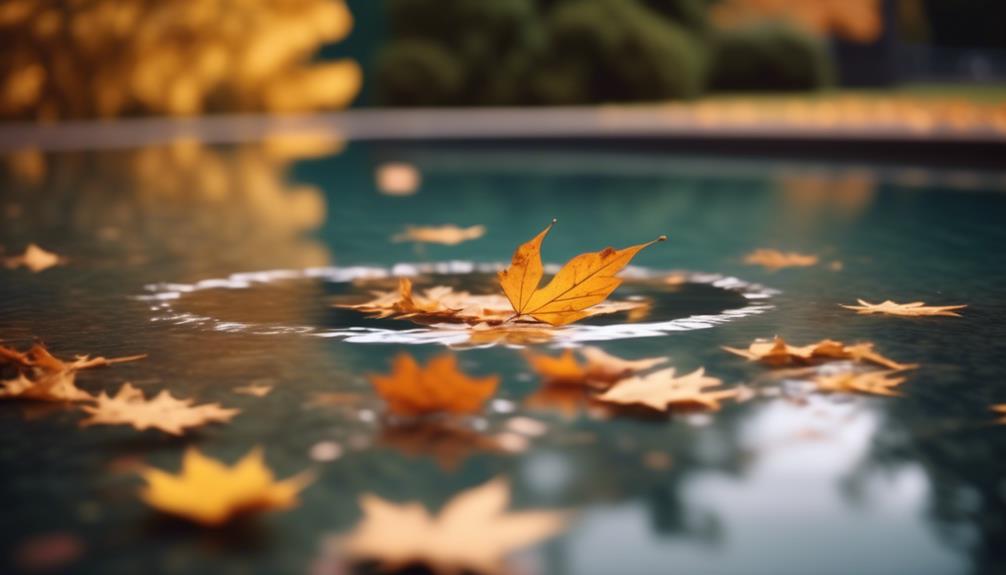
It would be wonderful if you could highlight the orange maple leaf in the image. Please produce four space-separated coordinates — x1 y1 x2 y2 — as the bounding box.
499 221 665 325
723 336 916 371
524 347 667 387
0 342 145 402
369 354 499 416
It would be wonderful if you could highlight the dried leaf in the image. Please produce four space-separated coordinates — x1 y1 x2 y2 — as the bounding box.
233 383 273 397
723 336 916 370
840 299 966 317
139 447 312 526
80 383 239 435
524 347 667 386
3 244 64 272
813 371 906 397
342 478 567 574
596 367 738 411
743 249 818 270
499 221 665 325
392 224 486 245
0 342 144 402
338 278 644 327
369 354 498 417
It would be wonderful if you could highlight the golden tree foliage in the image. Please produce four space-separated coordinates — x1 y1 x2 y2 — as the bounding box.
342 478 567 574
712 0 883 43
139 447 312 526
369 354 499 417
499 221 665 325
0 0 360 119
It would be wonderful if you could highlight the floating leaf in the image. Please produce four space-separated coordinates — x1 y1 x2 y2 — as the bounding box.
723 336 915 370
369 354 498 416
499 221 665 325
80 383 238 435
813 371 907 397
3 244 64 272
0 343 144 402
338 278 644 327
596 367 738 411
992 405 1006 425
233 383 274 397
342 478 567 574
392 224 486 245
743 249 818 270
139 448 312 526
840 299 966 317
524 347 667 387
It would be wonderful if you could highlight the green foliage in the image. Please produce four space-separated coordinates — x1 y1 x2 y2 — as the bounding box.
375 40 463 106
530 0 704 104
376 0 835 105
707 24 834 93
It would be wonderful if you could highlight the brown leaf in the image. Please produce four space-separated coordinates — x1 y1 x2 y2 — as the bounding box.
369 354 498 417
743 249 818 270
524 347 667 387
595 367 738 412
813 371 907 397
723 336 916 371
392 224 486 245
80 383 239 435
342 478 567 574
0 342 144 403
499 221 665 325
992 404 1006 424
840 299 966 317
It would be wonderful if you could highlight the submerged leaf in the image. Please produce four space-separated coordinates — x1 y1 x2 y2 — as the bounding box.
840 299 966 317
369 354 498 416
139 448 312 526
342 478 567 574
499 221 665 325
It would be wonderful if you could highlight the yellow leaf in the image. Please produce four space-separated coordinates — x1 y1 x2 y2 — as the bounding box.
80 383 239 435
499 221 665 325
369 353 498 416
596 367 738 412
139 447 312 526
840 299 966 317
342 478 567 574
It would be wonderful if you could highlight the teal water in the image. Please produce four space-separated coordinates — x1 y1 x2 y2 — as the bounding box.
1 140 1005 575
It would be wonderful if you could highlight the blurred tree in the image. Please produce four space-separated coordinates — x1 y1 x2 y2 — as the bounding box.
707 23 834 92
0 0 361 120
530 0 704 104
375 40 464 106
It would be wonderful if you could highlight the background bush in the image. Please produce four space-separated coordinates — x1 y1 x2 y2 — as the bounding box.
707 24 834 92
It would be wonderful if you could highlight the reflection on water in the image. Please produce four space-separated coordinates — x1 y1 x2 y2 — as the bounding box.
2 140 1006 574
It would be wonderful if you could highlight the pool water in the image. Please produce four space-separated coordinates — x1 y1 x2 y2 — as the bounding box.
2 139 1006 575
